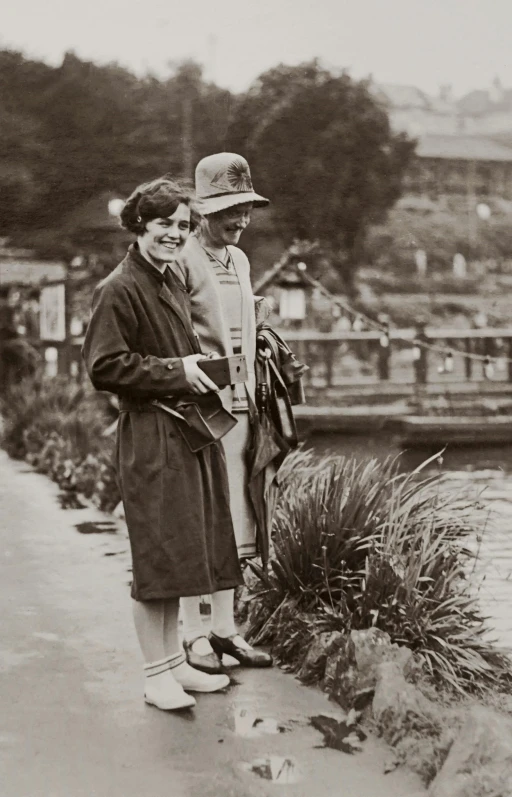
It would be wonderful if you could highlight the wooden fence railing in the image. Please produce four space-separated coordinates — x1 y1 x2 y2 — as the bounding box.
281 328 512 393
8 329 512 401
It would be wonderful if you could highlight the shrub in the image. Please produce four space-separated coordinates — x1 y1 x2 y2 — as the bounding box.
248 449 511 693
0 377 120 511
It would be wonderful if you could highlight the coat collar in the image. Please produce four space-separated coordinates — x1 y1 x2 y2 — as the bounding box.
128 243 166 283
127 244 199 351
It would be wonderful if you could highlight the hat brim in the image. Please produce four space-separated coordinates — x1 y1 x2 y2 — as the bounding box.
197 191 269 216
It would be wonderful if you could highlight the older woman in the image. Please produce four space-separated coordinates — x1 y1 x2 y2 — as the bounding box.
83 177 243 710
173 154 273 673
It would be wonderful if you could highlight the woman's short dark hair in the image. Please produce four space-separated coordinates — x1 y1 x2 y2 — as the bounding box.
120 176 198 235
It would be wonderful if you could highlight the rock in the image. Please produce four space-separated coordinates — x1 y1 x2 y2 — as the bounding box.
323 628 414 710
373 662 456 784
298 631 343 684
429 706 512 797
373 662 440 730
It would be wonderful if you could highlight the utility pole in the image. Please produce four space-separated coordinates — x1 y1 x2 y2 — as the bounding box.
466 160 477 255
181 96 193 179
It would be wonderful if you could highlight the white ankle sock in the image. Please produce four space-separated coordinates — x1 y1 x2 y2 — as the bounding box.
144 656 174 678
211 589 237 638
143 657 196 709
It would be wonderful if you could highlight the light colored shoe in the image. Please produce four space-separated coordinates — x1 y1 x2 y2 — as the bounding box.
144 671 196 710
173 661 230 693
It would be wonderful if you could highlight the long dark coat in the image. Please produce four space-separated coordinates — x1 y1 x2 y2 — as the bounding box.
83 245 243 601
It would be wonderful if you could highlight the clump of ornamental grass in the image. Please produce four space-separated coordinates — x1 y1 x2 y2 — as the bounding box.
1 376 86 459
247 448 511 694
1 376 120 511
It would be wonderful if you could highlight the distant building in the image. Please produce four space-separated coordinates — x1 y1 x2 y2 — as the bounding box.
373 78 512 139
254 258 353 333
373 82 512 201
405 134 512 199
0 242 66 287
372 83 458 137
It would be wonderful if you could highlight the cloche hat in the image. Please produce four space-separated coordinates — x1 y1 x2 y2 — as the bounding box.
195 153 269 216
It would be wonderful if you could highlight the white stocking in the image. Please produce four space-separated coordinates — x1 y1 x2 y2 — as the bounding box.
210 589 236 638
132 598 180 665
180 596 204 642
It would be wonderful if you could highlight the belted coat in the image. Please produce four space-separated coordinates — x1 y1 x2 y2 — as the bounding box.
83 245 243 601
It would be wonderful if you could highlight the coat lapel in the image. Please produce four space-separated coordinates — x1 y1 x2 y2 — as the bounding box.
126 247 199 352
158 281 199 351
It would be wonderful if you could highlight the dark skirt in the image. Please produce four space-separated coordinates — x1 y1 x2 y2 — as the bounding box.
116 408 243 601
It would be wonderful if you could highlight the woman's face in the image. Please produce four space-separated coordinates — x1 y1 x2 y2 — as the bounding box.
203 202 253 247
138 203 191 264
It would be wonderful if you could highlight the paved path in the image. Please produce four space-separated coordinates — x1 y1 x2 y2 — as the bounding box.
0 450 425 797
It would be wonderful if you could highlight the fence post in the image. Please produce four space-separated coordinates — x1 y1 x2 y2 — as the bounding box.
464 338 473 380
325 340 335 387
377 337 391 381
413 326 428 384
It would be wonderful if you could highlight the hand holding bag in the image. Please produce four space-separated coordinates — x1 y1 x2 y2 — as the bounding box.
153 393 238 453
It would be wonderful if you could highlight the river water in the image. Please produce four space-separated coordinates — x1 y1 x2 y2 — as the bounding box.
306 431 512 474
305 431 512 652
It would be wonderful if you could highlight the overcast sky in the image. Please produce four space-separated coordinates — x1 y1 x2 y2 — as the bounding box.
2 0 510 97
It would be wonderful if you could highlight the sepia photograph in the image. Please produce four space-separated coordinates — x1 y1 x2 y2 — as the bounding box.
1 1 512 795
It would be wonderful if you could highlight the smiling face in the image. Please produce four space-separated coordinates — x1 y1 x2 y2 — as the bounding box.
202 202 253 248
137 202 191 267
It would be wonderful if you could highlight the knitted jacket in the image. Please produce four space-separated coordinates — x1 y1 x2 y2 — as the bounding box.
172 234 257 412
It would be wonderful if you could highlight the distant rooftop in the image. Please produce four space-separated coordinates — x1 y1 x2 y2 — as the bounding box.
375 79 512 119
375 83 430 110
417 134 512 162
0 258 66 286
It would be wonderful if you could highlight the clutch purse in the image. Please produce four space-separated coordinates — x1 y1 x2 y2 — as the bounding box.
152 393 238 453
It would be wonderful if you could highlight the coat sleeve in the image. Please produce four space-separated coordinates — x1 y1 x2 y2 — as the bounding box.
83 279 190 398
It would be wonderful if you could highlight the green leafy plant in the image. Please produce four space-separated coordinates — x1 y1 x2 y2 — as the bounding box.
0 376 120 511
248 448 510 693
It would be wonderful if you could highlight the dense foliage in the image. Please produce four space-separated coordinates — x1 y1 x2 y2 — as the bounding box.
0 53 231 250
229 61 416 280
247 449 511 693
1 50 414 276
0 377 119 511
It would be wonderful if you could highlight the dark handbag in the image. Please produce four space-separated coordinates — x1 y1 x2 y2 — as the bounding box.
256 326 308 406
153 393 238 453
265 358 298 448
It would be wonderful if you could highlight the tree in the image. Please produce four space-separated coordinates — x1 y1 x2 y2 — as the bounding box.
0 50 234 262
227 61 416 288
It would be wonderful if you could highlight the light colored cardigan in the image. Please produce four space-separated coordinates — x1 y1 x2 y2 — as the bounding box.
172 235 257 412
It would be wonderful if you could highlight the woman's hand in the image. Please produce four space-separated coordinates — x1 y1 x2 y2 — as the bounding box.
182 354 219 394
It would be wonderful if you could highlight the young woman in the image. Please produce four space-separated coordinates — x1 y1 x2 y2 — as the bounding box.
83 177 243 710
172 153 273 673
